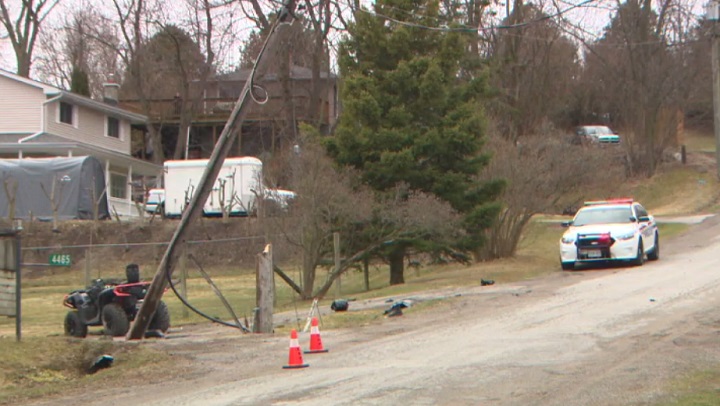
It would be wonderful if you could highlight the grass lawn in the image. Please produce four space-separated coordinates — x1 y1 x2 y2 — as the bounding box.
683 128 715 154
0 156 716 405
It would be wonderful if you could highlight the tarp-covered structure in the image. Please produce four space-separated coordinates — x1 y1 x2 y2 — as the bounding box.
0 157 109 220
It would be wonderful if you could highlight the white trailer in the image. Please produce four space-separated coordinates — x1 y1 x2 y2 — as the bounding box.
162 157 263 218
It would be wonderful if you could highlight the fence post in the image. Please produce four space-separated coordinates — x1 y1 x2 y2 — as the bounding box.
363 257 370 292
254 244 274 333
180 247 189 318
681 145 687 165
84 248 91 287
334 232 341 297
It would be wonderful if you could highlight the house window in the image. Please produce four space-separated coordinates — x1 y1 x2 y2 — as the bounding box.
107 117 120 138
59 102 74 125
110 173 127 199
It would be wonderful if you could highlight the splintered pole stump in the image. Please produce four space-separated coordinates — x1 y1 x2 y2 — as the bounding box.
126 16 295 340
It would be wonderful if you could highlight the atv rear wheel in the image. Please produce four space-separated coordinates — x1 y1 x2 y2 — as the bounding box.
102 303 130 337
149 300 171 333
64 311 88 338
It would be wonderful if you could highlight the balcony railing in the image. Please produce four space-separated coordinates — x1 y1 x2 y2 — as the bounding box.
120 95 333 125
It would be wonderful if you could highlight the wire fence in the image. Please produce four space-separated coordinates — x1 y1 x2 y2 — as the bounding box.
20 233 298 288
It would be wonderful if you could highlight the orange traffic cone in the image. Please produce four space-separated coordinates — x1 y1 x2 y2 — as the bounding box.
283 329 309 369
304 317 329 354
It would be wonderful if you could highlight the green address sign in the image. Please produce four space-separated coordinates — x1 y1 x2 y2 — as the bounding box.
49 254 71 267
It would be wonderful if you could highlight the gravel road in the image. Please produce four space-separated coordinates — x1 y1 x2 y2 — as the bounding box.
29 215 720 405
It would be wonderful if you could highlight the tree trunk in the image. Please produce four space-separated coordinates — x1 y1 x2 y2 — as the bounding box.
175 117 191 159
477 208 533 260
16 50 32 78
388 246 405 285
308 32 324 127
147 125 165 164
277 29 295 145
301 251 317 299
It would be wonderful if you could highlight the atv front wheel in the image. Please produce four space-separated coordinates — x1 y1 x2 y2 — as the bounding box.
64 311 88 338
149 300 171 333
102 303 130 337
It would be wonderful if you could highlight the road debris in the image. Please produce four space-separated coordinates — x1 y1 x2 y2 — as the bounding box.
88 354 114 374
384 299 414 317
330 299 349 312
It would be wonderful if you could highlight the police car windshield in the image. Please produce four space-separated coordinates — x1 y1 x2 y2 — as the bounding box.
573 206 633 226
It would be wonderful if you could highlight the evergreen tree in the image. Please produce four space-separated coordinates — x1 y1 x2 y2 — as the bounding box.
70 67 91 97
329 0 503 285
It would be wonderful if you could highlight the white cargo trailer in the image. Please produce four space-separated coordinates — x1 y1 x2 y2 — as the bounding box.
162 157 262 218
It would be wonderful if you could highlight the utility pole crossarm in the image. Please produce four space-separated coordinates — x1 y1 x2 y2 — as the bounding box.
127 5 297 340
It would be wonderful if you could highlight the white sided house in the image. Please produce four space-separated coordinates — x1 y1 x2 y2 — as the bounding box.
0 69 161 218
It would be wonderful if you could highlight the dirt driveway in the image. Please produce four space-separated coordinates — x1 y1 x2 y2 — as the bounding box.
28 215 720 405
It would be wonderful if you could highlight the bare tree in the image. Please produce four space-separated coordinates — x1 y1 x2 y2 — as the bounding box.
34 6 121 98
477 126 626 260
2 173 17 221
302 0 333 128
0 0 61 77
264 133 374 298
39 174 68 232
239 0 337 141
153 0 227 159
90 176 107 223
264 128 464 299
488 1 581 141
559 0 698 176
216 172 241 222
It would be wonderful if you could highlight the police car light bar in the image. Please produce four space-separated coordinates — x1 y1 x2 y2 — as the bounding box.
584 198 634 206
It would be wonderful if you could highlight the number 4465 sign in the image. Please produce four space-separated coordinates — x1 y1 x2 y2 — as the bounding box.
49 254 71 267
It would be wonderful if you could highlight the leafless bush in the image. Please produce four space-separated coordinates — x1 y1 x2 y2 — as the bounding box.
477 128 626 260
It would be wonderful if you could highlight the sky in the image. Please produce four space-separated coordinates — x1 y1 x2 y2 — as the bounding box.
1 40 11 71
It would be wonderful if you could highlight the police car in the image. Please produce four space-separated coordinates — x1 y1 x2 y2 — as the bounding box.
559 199 659 270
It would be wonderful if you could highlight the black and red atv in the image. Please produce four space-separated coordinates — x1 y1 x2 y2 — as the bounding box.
63 264 170 338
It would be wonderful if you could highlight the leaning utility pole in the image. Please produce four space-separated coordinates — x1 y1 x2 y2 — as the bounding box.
127 1 298 340
709 1 720 179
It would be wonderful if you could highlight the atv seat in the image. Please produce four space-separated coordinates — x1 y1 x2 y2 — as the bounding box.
126 264 140 284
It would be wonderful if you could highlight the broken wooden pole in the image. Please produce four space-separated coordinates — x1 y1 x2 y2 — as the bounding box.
127 12 296 340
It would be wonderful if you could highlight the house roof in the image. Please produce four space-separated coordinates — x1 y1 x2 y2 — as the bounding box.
58 92 148 123
0 69 59 95
0 134 161 176
0 69 148 124
0 133 32 143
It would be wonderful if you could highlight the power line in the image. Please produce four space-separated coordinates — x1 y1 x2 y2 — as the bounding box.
348 0 706 49
353 0 598 33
